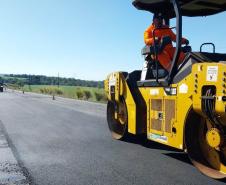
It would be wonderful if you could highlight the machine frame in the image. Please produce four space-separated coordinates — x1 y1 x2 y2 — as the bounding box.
105 0 226 179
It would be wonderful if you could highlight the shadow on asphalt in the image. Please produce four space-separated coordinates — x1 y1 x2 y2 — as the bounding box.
123 134 180 152
122 134 226 183
164 153 192 165
122 134 192 165
219 178 226 183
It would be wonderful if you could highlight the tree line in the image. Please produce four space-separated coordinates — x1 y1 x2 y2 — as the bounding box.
0 74 104 88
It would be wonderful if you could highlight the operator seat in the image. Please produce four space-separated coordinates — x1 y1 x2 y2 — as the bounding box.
140 43 192 81
141 45 168 81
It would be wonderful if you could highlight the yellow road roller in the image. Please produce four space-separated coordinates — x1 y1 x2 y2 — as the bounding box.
104 0 226 179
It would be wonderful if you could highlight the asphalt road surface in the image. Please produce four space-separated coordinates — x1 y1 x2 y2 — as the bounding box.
0 90 226 185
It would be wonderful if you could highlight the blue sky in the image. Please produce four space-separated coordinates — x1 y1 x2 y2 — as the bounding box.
0 0 225 80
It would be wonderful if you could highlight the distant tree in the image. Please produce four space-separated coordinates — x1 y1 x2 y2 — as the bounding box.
2 74 104 88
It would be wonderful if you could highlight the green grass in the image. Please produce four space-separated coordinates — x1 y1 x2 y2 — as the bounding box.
21 85 106 102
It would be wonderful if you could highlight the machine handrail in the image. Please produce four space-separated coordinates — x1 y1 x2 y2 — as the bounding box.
200 43 215 53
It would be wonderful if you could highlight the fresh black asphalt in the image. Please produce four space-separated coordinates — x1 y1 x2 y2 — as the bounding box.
0 90 225 185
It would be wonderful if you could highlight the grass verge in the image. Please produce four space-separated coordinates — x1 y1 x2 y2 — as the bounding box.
10 85 107 103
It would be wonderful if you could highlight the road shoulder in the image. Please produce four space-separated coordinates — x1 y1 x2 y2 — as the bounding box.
0 121 30 185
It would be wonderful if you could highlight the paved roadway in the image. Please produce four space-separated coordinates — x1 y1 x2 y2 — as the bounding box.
0 90 226 185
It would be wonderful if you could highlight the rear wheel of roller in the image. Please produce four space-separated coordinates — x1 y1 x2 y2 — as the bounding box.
185 110 226 179
107 98 128 140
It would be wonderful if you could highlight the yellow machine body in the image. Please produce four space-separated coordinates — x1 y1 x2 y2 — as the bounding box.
105 62 226 150
105 72 137 135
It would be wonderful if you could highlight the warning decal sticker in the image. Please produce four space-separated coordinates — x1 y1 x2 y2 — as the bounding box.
206 66 218 82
